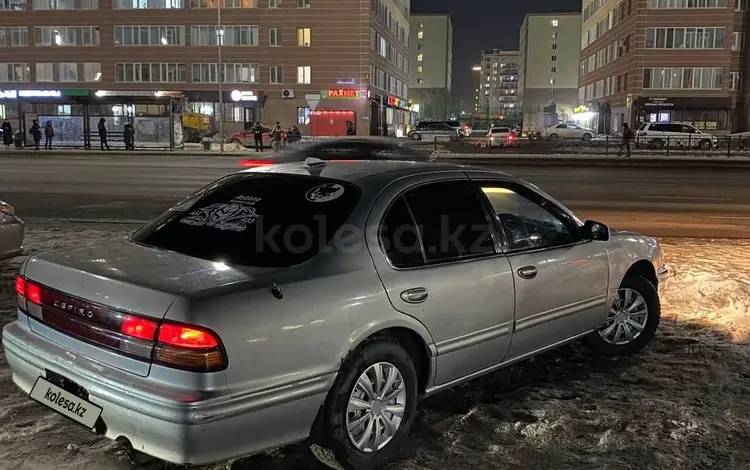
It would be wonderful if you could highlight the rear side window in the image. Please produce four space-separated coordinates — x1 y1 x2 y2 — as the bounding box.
379 197 423 268
132 174 361 267
404 181 495 264
638 123 648 131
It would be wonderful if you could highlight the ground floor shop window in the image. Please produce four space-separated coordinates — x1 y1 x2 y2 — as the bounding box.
297 107 310 125
640 109 729 130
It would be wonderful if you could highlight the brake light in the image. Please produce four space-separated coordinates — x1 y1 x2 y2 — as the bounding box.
118 316 225 372
121 315 158 341
157 323 218 348
240 159 274 167
16 276 42 304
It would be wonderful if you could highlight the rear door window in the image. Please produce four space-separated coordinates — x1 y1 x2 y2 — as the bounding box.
132 174 361 267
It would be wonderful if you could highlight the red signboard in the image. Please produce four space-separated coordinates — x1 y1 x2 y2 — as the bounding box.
325 88 360 99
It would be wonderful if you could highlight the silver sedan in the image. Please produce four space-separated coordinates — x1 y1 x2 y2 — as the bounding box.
3 157 668 469
0 200 24 261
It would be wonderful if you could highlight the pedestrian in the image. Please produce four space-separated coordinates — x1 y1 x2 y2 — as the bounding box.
270 121 282 152
44 121 54 149
29 120 41 150
287 125 302 144
1 120 12 149
98 118 110 150
123 123 135 150
345 120 356 136
252 121 263 152
619 122 634 158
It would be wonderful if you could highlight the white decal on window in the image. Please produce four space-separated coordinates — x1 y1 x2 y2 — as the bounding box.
306 183 345 203
180 196 261 232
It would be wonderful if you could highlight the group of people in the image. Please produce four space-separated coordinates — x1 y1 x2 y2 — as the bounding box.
250 121 302 152
1 118 136 151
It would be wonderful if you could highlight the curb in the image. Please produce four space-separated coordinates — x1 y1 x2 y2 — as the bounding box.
437 155 750 168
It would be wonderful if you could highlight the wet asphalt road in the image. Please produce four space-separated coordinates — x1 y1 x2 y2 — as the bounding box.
2 153 750 238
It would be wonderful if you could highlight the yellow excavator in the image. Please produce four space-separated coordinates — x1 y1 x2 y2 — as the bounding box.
182 112 218 143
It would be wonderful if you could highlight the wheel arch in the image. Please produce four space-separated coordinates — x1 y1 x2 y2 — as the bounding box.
623 259 658 289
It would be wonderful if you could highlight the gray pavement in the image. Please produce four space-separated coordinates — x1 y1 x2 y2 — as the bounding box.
2 153 750 238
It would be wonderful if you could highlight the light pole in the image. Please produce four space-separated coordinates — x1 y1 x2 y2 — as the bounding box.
217 0 224 153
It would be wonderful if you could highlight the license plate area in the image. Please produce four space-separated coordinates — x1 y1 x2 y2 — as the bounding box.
45 369 89 401
30 375 103 430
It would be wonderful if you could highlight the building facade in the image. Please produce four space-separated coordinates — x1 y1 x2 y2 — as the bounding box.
477 49 519 122
577 0 749 135
0 0 412 147
409 13 452 121
519 12 582 125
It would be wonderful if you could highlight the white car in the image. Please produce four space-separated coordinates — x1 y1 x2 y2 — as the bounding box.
637 122 717 149
0 200 24 261
544 123 595 141
487 127 517 147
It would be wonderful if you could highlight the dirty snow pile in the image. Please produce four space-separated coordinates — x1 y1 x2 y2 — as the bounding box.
1 226 750 470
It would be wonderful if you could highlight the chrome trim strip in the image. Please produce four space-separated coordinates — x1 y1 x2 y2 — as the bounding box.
514 294 608 333
435 322 512 355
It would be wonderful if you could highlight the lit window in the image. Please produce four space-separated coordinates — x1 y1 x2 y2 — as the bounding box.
551 19 558 27
417 53 423 61
417 77 423 83
296 65 311 84
417 30 423 39
296 28 310 46
550 78 555 84
552 32 558 38
417 65 422 73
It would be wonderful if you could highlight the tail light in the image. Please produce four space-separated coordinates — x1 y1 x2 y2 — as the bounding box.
0 202 15 217
16 275 227 373
239 159 274 167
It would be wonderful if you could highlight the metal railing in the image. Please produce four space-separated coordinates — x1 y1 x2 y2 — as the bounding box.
414 135 750 158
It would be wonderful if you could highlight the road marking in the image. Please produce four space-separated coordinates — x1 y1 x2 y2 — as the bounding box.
640 195 733 201
705 216 750 220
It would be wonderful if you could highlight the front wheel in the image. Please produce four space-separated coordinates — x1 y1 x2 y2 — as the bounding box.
584 274 661 356
310 339 419 470
582 133 592 141
411 133 421 141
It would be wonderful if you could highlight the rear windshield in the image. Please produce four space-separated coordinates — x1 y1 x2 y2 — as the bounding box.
132 173 361 267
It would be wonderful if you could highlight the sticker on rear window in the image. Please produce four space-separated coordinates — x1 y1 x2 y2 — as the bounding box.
306 183 345 203
180 195 261 232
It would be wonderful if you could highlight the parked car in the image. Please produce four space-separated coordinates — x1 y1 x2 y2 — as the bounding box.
487 126 517 147
543 123 595 141
4 157 668 470
229 125 287 149
636 122 718 149
408 122 459 141
0 200 24 261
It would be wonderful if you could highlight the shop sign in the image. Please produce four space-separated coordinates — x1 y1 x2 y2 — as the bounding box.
574 105 589 113
321 88 360 99
230 90 258 102
387 96 412 110
644 97 673 107
0 89 62 99
336 78 356 85
94 90 182 97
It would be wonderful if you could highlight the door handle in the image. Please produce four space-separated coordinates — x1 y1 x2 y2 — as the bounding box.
400 287 428 304
517 266 538 279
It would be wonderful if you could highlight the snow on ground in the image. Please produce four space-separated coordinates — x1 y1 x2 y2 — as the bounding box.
1 225 750 470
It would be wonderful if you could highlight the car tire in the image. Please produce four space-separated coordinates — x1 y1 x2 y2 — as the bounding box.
698 139 711 150
411 133 421 141
310 338 419 470
548 133 559 141
582 133 592 141
583 274 660 357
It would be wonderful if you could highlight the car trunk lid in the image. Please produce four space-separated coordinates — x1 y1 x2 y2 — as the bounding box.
20 237 257 377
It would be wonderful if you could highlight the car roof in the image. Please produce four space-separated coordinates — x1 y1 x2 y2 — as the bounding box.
240 159 520 184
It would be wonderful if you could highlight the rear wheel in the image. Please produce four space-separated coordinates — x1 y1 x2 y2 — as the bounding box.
548 133 559 141
698 139 712 150
582 133 592 141
411 133 422 141
310 339 419 470
584 274 660 356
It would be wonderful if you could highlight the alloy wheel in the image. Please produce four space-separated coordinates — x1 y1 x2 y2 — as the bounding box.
597 287 649 346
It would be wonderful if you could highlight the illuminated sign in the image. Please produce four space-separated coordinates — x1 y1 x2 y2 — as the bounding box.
321 88 360 99
230 90 258 102
0 89 62 99
336 78 356 84
574 105 589 113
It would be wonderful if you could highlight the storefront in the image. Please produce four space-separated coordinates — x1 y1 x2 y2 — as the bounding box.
182 89 266 135
633 96 731 133
369 91 413 136
308 88 368 137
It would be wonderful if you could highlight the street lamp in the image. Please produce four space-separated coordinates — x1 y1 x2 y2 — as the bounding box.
472 66 481 71
217 0 224 153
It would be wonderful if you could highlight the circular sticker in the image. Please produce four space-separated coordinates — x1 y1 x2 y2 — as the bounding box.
306 183 345 203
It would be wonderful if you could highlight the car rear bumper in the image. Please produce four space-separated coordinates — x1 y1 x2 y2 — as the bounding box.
3 315 332 465
0 215 24 261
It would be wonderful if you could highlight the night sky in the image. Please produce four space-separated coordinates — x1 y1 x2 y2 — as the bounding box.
411 0 582 111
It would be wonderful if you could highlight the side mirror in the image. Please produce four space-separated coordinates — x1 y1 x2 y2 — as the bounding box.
582 220 610 241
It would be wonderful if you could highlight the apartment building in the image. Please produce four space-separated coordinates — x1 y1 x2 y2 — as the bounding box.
519 12 581 124
0 0 412 146
577 0 748 134
409 13 453 121
477 49 519 121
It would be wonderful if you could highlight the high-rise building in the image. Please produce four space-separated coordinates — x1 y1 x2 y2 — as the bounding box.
519 11 581 126
477 49 519 121
409 13 453 120
577 0 748 134
0 0 413 146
